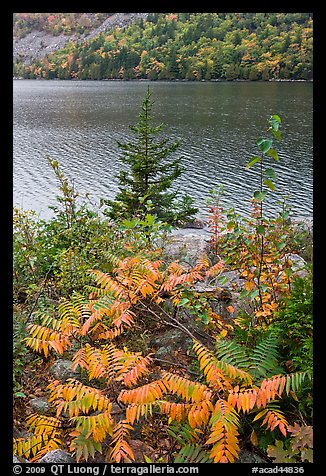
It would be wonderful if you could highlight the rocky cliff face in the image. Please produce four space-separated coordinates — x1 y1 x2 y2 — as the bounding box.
13 13 148 65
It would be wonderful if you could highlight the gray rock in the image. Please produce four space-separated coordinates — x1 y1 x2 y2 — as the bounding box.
236 449 266 463
153 345 174 361
292 217 313 236
49 359 77 381
29 397 51 415
216 270 246 291
13 428 33 439
13 454 29 463
151 328 193 363
162 231 211 267
180 218 207 229
37 449 75 463
150 328 192 352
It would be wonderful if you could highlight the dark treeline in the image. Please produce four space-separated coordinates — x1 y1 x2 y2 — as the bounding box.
13 12 313 81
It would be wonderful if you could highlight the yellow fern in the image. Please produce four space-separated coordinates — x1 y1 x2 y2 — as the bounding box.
193 340 253 390
206 400 240 463
25 324 72 357
126 403 155 424
71 409 114 442
162 371 212 403
253 407 288 436
119 379 168 405
48 378 111 418
14 414 63 462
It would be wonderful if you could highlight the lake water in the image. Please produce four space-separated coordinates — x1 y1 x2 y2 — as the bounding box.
13 80 313 220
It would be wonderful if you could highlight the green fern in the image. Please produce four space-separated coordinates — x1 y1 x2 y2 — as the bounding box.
214 338 250 369
168 422 212 463
174 443 213 463
215 331 284 380
285 370 312 394
249 332 283 379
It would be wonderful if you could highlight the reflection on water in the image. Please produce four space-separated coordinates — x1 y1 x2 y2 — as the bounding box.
13 80 313 220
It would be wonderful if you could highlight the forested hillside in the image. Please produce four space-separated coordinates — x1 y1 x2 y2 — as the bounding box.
13 12 313 81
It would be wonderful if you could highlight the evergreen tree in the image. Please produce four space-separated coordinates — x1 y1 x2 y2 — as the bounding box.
104 88 198 225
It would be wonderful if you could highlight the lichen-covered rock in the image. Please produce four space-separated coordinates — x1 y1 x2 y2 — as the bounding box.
49 359 77 381
37 449 75 463
162 230 211 267
150 327 193 362
180 218 207 229
29 397 51 415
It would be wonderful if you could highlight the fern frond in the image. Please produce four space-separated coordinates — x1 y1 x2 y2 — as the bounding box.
14 414 63 461
48 378 111 418
106 420 134 463
253 407 288 436
25 324 71 357
214 338 250 369
188 400 214 428
58 295 89 331
98 327 124 340
206 399 240 463
161 270 204 292
70 430 103 462
262 370 312 399
167 421 203 446
119 379 168 405
71 409 114 442
284 370 313 394
174 443 213 463
31 432 62 462
26 414 62 435
228 371 312 413
104 251 123 269
71 344 123 382
228 387 259 413
195 255 210 271
166 261 186 276
90 270 127 300
249 332 282 379
111 303 135 328
81 307 106 336
121 354 153 387
14 433 62 461
160 401 192 423
125 403 155 424
162 371 212 403
193 340 252 389
205 260 224 277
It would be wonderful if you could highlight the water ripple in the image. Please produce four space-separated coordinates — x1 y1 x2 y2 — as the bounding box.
14 80 313 220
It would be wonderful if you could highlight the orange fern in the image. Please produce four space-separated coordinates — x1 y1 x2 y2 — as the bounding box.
106 420 134 463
